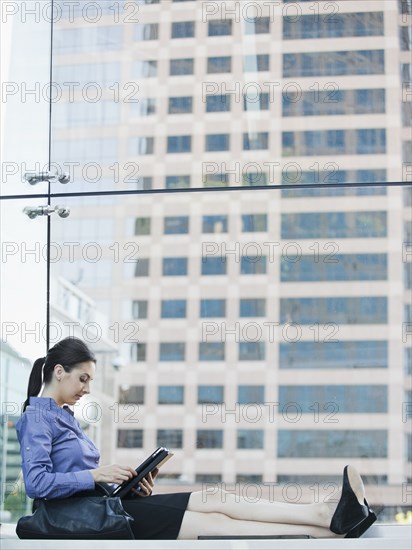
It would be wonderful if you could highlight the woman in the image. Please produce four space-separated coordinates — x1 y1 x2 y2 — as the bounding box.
16 337 377 540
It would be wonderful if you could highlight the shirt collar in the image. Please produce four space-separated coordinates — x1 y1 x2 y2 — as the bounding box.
29 397 74 416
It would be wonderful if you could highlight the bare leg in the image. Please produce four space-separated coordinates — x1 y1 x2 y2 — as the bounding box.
187 488 335 528
177 511 335 540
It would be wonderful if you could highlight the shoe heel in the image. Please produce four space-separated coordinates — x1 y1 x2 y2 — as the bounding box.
345 509 377 539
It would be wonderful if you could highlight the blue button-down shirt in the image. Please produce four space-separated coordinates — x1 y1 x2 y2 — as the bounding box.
16 397 99 499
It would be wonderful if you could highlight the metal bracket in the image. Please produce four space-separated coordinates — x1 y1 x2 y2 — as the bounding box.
23 205 70 220
24 170 70 185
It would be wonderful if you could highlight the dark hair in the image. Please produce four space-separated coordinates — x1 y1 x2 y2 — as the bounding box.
23 337 96 412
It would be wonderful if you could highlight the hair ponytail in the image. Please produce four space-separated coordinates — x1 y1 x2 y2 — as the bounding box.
22 337 96 413
23 357 45 412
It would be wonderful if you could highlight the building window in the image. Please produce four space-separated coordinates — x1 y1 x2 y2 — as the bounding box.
242 214 267 232
129 136 154 155
238 385 264 404
282 169 386 198
117 429 143 448
282 89 386 117
208 19 232 36
131 98 156 117
169 97 193 114
240 256 267 274
202 215 228 233
279 341 388 369
158 386 184 404
244 93 269 111
280 253 388 282
171 21 195 38
159 342 185 361
131 343 147 361
279 385 388 413
240 298 266 317
206 94 231 112
237 430 264 449
357 129 386 154
165 175 191 189
197 430 223 448
243 132 269 150
405 348 412 375
134 259 150 277
201 257 227 275
245 16 270 34
133 59 157 78
53 101 120 128
162 257 188 276
53 62 121 87
164 216 189 234
54 138 117 163
134 217 151 235
236 474 263 483
134 23 159 41
132 300 148 319
280 297 388 325
206 134 230 151
400 25 412 50
54 26 123 54
401 63 412 81
242 172 268 186
239 342 265 361
167 135 192 153
207 56 232 73
197 385 224 404
200 299 226 318
134 176 152 190
283 12 384 39
157 429 183 448
161 299 187 318
281 211 387 239
199 342 225 361
170 58 194 75
119 385 145 404
195 474 222 483
278 430 387 458
203 173 229 187
283 50 385 78
243 54 269 72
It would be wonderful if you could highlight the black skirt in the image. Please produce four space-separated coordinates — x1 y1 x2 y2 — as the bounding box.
122 492 191 540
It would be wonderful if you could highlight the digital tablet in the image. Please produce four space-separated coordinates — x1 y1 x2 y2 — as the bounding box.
111 447 173 498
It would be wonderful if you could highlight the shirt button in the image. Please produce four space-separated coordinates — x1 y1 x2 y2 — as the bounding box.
95 459 99 464
26 447 30 450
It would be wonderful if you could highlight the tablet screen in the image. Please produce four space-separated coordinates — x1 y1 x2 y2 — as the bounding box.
111 447 173 498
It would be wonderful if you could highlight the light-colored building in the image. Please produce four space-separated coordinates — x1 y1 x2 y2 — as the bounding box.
48 0 411 518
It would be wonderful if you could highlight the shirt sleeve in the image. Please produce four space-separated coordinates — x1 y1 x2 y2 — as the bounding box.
18 413 95 499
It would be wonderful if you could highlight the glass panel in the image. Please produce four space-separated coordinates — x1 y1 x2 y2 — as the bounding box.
51 1 410 195
0 199 47 521
1 1 51 195
1 0 51 522
49 185 411 525
47 0 412 528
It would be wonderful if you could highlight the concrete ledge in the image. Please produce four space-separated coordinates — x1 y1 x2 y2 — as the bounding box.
1 525 410 550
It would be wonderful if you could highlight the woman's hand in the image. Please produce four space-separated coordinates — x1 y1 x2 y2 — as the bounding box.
131 468 159 497
90 464 137 485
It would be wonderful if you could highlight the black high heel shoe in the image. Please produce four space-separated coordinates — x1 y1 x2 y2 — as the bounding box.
330 465 369 536
344 502 377 538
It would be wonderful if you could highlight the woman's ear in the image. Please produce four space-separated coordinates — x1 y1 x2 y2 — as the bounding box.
54 364 65 381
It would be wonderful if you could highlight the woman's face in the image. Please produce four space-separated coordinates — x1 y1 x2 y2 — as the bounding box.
56 361 95 406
